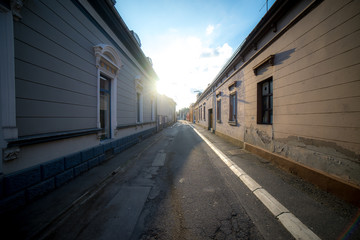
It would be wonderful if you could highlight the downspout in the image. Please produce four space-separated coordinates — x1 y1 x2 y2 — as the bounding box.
213 89 216 132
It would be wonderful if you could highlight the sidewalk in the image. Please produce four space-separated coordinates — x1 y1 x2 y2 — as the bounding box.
190 122 360 240
0 132 163 240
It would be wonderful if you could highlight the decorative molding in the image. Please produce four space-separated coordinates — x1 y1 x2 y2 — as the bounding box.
11 0 25 21
94 44 122 138
228 81 238 90
94 44 123 76
3 147 20 161
216 91 221 97
253 54 275 75
135 76 143 92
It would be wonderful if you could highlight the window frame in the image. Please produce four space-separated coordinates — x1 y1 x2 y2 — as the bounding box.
94 44 122 139
99 74 112 140
151 98 155 121
228 91 237 126
200 106 202 120
136 91 143 123
216 99 221 123
257 77 273 125
203 105 206 121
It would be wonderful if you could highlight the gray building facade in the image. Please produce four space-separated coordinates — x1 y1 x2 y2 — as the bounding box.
0 0 159 212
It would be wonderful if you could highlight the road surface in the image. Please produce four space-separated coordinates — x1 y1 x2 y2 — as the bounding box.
43 121 360 240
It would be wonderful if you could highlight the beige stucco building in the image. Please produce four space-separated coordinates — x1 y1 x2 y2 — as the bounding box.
193 0 360 203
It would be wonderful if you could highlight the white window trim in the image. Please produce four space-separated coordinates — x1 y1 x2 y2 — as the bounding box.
135 76 144 123
151 97 155 121
0 8 23 166
0 10 17 141
94 44 123 139
136 91 144 123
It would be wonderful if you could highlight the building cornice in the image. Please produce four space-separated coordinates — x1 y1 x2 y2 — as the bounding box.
86 0 158 80
195 0 323 104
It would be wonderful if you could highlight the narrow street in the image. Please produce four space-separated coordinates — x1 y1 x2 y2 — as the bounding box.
4 121 358 240
2 1 359 240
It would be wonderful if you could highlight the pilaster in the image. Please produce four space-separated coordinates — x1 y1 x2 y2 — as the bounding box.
0 6 20 170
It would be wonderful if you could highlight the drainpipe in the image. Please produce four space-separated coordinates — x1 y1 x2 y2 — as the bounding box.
213 89 216 132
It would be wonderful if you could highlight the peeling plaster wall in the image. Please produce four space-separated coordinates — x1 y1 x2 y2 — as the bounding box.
245 126 360 184
197 0 360 186
245 0 360 185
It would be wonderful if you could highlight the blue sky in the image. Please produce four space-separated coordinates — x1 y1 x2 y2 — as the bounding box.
115 0 275 110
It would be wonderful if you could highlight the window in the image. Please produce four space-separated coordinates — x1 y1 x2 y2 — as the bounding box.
136 92 143 123
217 100 221 122
135 76 143 123
100 75 111 140
94 44 122 140
257 77 273 124
229 92 237 124
151 98 155 121
203 105 206 121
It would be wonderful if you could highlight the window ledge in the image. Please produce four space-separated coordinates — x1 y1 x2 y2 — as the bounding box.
257 123 273 125
228 120 237 126
117 121 156 130
7 128 101 147
217 120 221 123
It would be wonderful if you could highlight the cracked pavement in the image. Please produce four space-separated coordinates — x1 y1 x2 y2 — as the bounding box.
39 121 359 240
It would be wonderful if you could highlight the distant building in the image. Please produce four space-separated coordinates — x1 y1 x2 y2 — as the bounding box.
157 94 176 130
193 0 360 202
177 107 189 120
188 104 194 123
0 0 160 211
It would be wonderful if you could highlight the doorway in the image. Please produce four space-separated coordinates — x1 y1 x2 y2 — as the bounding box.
208 109 213 131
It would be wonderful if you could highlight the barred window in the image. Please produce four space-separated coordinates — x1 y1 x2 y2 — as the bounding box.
229 92 237 123
203 105 206 120
217 100 221 122
257 77 273 124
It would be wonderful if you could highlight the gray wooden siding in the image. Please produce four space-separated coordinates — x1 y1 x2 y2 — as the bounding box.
57 0 155 126
14 0 99 136
15 0 156 136
117 67 137 125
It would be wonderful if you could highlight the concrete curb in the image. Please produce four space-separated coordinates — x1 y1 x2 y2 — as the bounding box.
190 121 360 207
244 143 360 207
191 124 321 240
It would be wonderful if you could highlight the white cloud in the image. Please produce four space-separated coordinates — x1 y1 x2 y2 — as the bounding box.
206 24 215 35
148 34 233 110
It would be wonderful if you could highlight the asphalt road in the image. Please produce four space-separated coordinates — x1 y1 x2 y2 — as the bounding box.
43 121 360 240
